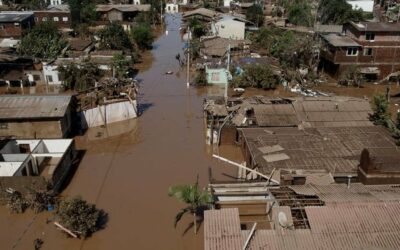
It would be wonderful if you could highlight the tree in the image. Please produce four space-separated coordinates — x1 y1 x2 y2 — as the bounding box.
318 0 365 24
188 17 206 38
112 52 131 78
97 23 133 51
370 94 390 126
6 190 29 214
168 176 212 234
58 60 102 91
56 197 102 238
194 70 207 86
22 0 48 10
246 4 264 27
287 1 313 27
67 0 105 27
339 65 363 87
131 24 154 50
232 64 279 90
18 22 67 60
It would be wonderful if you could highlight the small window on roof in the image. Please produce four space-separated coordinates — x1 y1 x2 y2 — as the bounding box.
347 47 358 56
366 32 375 41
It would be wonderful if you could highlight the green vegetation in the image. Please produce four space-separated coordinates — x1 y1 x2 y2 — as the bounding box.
318 0 365 24
57 197 103 238
370 94 390 126
246 4 264 27
339 65 363 87
97 23 133 51
112 52 131 78
287 1 313 27
58 60 102 91
144 0 165 24
194 70 207 86
22 0 48 10
18 22 67 60
168 176 212 234
251 27 314 68
131 24 155 50
188 17 206 38
67 0 101 27
231 64 279 90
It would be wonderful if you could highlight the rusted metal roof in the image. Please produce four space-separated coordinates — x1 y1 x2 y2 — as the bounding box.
0 95 72 120
204 208 244 250
289 183 400 203
205 204 400 249
242 126 398 176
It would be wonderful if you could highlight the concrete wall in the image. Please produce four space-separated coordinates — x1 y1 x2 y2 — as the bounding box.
0 120 64 138
206 67 230 85
81 100 137 128
213 19 245 40
43 64 62 85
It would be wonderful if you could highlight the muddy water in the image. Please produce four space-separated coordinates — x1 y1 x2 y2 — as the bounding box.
0 14 238 250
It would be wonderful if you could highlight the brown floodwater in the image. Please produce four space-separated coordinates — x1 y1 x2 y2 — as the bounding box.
0 14 239 250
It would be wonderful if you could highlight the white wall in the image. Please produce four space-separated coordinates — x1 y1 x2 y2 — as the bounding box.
165 3 179 13
346 0 374 12
43 64 62 85
223 0 231 7
0 140 40 154
133 0 140 4
0 162 24 176
81 100 138 128
214 19 245 40
41 139 73 153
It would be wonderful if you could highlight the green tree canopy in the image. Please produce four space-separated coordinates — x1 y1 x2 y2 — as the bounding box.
131 24 154 50
246 4 264 27
57 197 103 238
67 0 106 27
370 94 390 126
318 0 365 24
97 23 133 51
112 52 131 78
58 59 102 91
287 1 313 27
232 64 279 90
18 22 67 60
168 176 211 234
188 17 206 38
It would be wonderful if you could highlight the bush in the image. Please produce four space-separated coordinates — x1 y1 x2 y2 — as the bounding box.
131 24 154 50
194 70 207 86
57 197 103 238
232 64 279 90
370 94 390 126
246 4 264 27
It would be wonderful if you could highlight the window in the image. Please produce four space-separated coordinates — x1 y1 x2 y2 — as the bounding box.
0 123 8 129
14 22 20 26
62 17 68 22
364 48 373 56
366 32 375 41
46 75 53 83
347 47 358 56
53 17 59 22
42 17 48 21
211 72 220 81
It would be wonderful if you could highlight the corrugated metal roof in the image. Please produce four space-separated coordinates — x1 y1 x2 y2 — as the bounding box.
289 183 400 203
242 126 397 175
0 12 33 23
0 95 72 120
205 204 400 249
204 208 244 250
95 4 151 12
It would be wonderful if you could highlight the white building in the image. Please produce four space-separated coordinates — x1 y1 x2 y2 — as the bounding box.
223 0 231 7
43 62 63 85
346 0 374 12
50 0 63 5
133 0 140 5
0 139 75 191
212 16 247 40
165 3 179 13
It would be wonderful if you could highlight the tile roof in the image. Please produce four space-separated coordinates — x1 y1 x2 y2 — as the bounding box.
0 95 72 120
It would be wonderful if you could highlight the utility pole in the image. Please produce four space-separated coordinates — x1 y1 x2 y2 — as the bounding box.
225 43 230 101
186 28 191 88
160 0 163 25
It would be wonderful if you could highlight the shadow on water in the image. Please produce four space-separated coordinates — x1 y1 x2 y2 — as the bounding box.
57 150 86 193
137 102 154 115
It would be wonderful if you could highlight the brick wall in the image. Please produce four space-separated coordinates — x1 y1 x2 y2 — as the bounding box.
34 11 71 28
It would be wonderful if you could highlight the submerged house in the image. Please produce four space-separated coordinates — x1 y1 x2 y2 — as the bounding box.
0 95 74 138
0 138 76 194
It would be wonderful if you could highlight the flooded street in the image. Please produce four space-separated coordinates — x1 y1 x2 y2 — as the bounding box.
0 14 236 250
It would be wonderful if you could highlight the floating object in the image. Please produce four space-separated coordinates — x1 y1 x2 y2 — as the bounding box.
233 88 245 93
165 71 173 75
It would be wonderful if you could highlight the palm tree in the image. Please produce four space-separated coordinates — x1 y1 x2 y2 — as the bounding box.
168 176 212 234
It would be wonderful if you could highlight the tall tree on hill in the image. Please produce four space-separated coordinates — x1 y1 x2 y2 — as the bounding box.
318 0 365 24
97 23 133 51
246 4 265 27
287 0 313 27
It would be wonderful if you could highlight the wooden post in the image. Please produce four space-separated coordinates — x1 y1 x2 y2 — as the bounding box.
54 222 78 238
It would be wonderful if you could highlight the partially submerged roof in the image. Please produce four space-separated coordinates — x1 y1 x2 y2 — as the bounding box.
0 12 33 23
348 21 400 32
183 7 219 19
241 126 398 175
322 33 360 47
96 4 151 12
0 95 72 120
201 37 250 57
